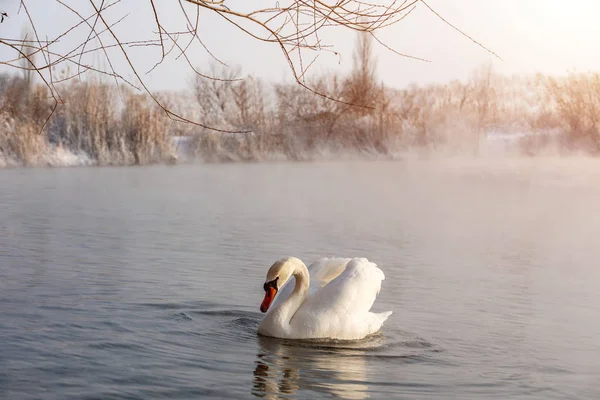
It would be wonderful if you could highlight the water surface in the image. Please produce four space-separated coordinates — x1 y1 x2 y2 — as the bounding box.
1 158 599 399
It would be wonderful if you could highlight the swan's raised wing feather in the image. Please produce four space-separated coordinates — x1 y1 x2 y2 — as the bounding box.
270 257 351 310
298 257 385 317
308 257 353 290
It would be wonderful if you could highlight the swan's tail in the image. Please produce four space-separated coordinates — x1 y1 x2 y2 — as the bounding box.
364 310 392 336
379 311 393 321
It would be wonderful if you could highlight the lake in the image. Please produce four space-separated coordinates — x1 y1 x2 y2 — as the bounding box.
1 158 599 399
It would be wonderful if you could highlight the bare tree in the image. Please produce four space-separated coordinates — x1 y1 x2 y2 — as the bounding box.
344 32 378 111
469 63 497 152
19 27 35 89
194 63 240 129
230 76 267 131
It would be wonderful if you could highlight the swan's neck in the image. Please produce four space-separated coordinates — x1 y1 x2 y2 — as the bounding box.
269 261 310 330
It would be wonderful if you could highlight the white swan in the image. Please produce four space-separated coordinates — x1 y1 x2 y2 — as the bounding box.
257 257 392 340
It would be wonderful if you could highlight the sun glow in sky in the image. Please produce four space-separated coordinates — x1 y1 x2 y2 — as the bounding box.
1 0 600 91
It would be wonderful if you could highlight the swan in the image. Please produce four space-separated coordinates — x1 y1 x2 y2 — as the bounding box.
257 256 392 340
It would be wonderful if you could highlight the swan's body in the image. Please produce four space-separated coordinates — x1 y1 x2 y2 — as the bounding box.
257 257 392 340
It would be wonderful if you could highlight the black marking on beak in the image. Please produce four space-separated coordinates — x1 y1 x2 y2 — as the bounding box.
263 276 279 292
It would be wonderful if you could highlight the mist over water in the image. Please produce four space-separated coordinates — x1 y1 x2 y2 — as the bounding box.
1 158 599 399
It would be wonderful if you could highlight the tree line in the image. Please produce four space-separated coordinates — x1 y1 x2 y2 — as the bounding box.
2 33 600 166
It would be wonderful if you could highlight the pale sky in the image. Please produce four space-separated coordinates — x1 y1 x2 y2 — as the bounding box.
1 0 599 92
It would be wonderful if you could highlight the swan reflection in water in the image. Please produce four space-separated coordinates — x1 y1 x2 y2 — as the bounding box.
252 334 385 399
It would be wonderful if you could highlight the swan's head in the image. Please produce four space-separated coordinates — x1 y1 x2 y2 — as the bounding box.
260 257 298 313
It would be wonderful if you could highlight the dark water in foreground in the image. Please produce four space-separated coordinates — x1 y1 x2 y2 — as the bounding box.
1 159 599 399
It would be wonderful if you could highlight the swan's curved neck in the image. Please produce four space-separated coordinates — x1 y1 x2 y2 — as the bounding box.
271 260 310 329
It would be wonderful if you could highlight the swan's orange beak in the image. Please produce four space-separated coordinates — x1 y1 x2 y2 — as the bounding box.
260 286 277 313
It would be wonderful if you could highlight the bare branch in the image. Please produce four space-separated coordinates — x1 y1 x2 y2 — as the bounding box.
0 0 498 131
421 0 503 61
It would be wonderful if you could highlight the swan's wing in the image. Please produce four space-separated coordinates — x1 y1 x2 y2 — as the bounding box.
300 257 385 317
270 257 351 310
307 257 353 290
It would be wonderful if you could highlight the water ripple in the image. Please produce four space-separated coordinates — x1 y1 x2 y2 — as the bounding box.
2 161 600 399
